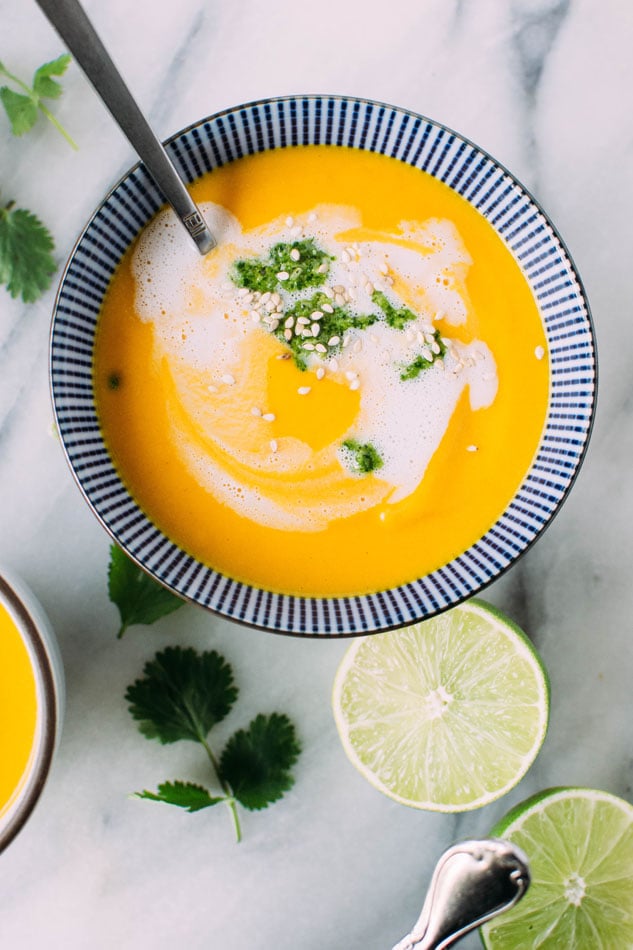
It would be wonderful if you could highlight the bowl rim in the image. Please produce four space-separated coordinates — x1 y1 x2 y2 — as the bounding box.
0 572 59 853
48 94 597 637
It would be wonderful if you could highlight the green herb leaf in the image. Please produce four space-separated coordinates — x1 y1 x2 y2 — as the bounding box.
0 56 77 147
0 202 56 302
399 332 447 380
0 86 37 135
274 291 377 369
231 238 332 294
126 646 238 744
342 438 383 474
108 544 185 638
32 54 71 100
220 713 301 810
135 780 224 812
372 289 417 329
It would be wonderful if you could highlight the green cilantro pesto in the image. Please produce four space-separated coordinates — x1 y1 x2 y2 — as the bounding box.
274 292 378 370
231 238 333 294
342 439 383 474
400 331 447 380
371 289 417 329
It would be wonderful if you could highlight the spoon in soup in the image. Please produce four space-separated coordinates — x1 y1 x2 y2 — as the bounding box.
391 838 530 949
34 0 216 255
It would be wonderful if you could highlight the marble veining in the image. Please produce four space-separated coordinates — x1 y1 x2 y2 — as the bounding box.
0 0 631 947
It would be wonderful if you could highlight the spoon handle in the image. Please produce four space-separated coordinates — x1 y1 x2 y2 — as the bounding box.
34 0 216 255
392 839 530 950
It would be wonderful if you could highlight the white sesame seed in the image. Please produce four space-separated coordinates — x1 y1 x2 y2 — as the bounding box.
329 358 339 372
322 285 334 298
322 303 334 314
251 312 261 323
385 275 394 286
431 341 441 354
238 288 250 298
535 345 545 360
285 216 294 228
270 439 278 452
297 386 311 395
265 299 277 312
421 347 433 361
269 319 280 331
310 310 323 320
365 281 375 294
311 323 320 337
379 262 389 275
296 316 310 326
208 384 218 393
342 335 351 348
262 412 275 422
466 445 478 452
315 343 327 354
263 314 276 326
316 367 325 380
348 286 356 299
290 248 301 261
346 246 356 258
251 406 262 417
335 293 345 306
328 335 340 347
333 285 345 294
341 250 351 263
318 263 329 274
277 271 289 281
271 293 281 305
260 291 271 303
284 316 295 329
303 342 315 350
283 329 293 341
349 379 360 391
453 363 464 375
221 373 236 385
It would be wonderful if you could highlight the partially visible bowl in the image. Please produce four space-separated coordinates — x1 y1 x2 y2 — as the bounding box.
0 569 64 853
49 95 596 636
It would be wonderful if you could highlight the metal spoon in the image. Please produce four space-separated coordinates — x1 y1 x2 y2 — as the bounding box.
391 839 530 950
34 0 216 255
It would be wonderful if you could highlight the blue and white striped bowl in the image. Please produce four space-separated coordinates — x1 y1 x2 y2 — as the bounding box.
50 96 596 636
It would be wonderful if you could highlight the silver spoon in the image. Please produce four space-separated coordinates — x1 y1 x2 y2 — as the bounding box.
34 0 216 255
391 838 530 950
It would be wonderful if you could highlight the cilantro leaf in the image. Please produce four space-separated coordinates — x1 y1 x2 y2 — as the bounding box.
0 87 38 136
135 780 223 812
220 713 301 810
108 544 185 638
32 54 71 100
342 438 383 474
372 289 417 329
0 56 77 148
126 646 238 744
0 202 56 302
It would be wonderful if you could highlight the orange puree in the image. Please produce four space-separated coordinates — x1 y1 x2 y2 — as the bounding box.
0 602 37 818
93 146 549 596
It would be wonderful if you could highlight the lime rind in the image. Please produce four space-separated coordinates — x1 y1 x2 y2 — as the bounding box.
481 787 633 948
332 598 550 812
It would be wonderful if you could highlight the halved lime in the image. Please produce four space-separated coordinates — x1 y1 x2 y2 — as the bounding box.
332 598 549 811
481 787 633 947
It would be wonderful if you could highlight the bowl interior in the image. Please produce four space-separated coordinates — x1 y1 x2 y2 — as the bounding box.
0 572 60 853
50 96 596 636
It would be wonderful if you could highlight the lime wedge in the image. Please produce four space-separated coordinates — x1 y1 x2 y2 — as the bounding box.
481 787 633 947
332 599 549 811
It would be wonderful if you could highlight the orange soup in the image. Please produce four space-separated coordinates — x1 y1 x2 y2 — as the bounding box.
0 601 38 821
93 146 549 597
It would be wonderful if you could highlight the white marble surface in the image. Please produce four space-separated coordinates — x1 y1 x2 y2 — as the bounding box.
0 0 631 946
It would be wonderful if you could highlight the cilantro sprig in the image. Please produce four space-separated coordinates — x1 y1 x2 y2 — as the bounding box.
126 646 301 840
108 545 186 638
0 54 77 148
0 200 56 302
